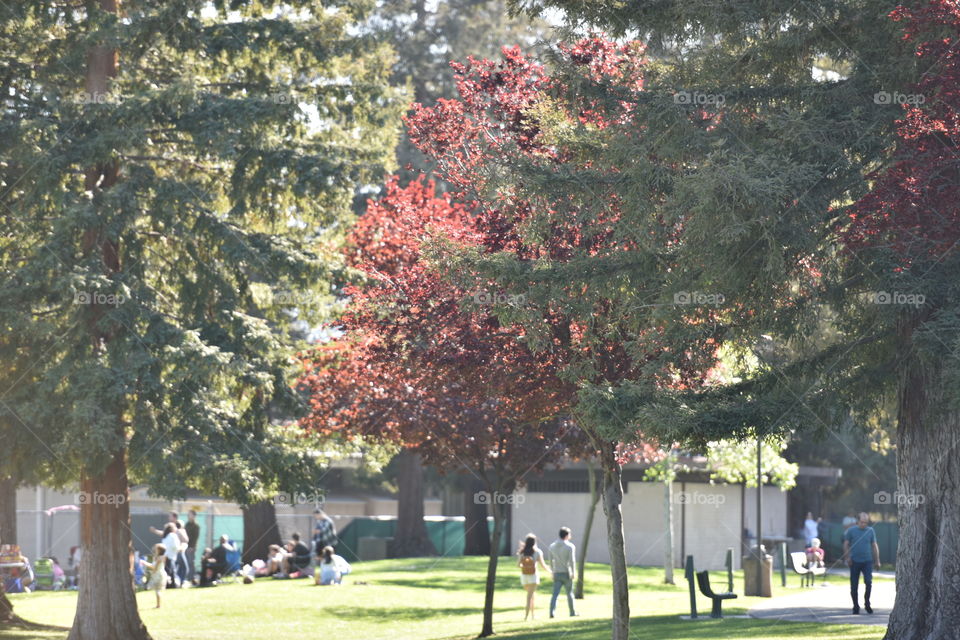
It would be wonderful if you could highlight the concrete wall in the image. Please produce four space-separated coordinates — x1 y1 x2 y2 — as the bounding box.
13 485 442 562
512 480 789 570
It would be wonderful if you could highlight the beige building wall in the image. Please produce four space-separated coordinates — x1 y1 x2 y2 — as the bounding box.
513 480 789 570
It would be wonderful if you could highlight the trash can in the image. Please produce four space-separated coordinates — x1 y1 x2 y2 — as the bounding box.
357 536 392 561
743 548 773 597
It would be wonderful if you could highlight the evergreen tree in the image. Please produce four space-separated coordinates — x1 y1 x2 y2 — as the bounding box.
490 1 953 637
0 2 403 638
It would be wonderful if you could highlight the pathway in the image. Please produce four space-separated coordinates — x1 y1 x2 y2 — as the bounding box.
749 579 895 626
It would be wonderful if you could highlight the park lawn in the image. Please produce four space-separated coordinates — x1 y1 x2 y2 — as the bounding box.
2 557 884 640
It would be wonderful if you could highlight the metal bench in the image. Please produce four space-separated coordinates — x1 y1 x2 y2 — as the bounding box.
696 570 738 618
789 551 825 587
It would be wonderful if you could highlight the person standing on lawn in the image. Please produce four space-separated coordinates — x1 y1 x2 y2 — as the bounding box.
184 510 200 585
312 508 337 552
547 527 578 618
843 512 881 614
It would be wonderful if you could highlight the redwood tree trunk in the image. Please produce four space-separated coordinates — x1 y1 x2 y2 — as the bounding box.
601 445 630 640
0 476 16 546
392 449 436 557
575 458 600 599
463 475 491 556
884 322 960 640
68 449 149 640
241 501 282 565
479 498 506 638
0 476 16 626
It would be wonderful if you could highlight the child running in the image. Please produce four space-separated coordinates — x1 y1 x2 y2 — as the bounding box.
142 543 167 608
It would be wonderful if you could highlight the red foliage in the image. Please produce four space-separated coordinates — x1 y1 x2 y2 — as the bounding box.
406 37 719 397
843 1 960 259
299 179 583 478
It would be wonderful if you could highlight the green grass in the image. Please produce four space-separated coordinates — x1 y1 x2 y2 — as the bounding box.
1 557 884 640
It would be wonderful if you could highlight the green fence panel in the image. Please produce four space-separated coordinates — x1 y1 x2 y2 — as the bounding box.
336 517 507 563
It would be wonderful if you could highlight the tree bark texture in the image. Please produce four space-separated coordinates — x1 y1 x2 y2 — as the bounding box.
241 501 282 566
601 445 630 640
479 500 506 638
392 449 436 557
575 459 600 599
463 475 491 556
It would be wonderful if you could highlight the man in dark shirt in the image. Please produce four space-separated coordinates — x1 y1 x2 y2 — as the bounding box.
284 532 312 576
184 509 200 584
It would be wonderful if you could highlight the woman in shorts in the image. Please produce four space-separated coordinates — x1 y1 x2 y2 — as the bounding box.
517 533 551 620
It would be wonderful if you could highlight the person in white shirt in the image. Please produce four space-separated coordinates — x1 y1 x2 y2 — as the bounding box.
160 523 182 587
547 527 578 618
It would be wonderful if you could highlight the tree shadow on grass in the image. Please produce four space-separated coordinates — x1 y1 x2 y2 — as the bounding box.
434 615 883 640
331 605 480 622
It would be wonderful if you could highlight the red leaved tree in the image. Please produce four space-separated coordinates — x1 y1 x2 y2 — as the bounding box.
299 178 587 637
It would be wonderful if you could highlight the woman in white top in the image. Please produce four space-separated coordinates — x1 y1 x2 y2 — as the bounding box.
516 534 551 621
315 545 351 585
160 523 181 587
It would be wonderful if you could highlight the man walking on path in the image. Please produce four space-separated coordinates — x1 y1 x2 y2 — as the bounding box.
843 512 881 615
547 527 578 618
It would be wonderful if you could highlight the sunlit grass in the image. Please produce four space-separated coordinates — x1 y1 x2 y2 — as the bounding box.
1 557 884 640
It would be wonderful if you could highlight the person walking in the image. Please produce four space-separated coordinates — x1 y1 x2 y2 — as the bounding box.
843 512 881 614
184 510 200 585
547 527 578 618
517 534 551 621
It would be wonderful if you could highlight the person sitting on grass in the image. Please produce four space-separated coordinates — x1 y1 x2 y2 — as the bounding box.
141 544 167 608
284 533 312 577
315 546 350 585
805 537 825 568
268 544 288 576
200 535 235 586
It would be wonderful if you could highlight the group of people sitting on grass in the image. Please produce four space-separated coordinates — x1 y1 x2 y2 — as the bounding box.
138 509 350 608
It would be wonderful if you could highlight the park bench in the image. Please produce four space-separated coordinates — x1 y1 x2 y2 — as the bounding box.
696 570 738 618
789 551 825 587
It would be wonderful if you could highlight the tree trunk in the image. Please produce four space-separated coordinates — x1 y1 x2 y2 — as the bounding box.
479 498 506 638
392 449 436 557
663 477 675 584
463 475 491 556
740 482 747 555
68 449 150 640
884 322 960 640
0 476 16 546
601 445 630 640
241 501 282 565
575 458 600 599
0 476 16 626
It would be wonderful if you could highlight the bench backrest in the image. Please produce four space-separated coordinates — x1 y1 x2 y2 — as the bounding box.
789 551 809 573
695 570 715 598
